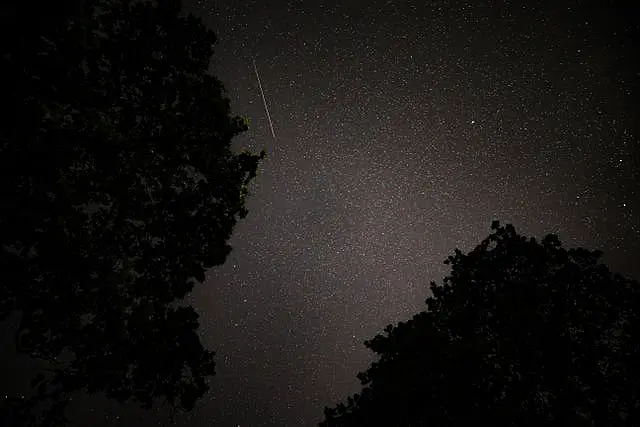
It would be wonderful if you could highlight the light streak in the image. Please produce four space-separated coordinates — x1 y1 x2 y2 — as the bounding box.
252 59 276 140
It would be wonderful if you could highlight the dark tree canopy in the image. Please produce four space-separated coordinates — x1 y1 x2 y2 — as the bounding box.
0 0 264 424
321 221 640 427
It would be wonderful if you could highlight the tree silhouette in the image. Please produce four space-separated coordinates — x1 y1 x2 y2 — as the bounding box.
0 0 264 424
321 221 640 427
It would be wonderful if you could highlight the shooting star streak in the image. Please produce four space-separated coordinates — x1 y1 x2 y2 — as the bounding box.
252 59 276 140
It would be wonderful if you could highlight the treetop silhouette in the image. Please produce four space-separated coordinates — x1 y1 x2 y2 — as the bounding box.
321 221 640 426
1 0 264 424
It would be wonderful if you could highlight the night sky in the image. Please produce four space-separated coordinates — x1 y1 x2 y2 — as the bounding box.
3 0 640 425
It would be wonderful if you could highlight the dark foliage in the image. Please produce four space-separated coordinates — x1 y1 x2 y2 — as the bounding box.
321 221 640 426
0 0 264 424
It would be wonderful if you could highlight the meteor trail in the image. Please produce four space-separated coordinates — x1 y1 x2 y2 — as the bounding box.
252 59 276 140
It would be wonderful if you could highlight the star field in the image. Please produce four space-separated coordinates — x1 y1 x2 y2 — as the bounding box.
3 0 638 426
183 1 639 425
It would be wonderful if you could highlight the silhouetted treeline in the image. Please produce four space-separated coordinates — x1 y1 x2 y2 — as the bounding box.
321 222 640 426
1 0 264 424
